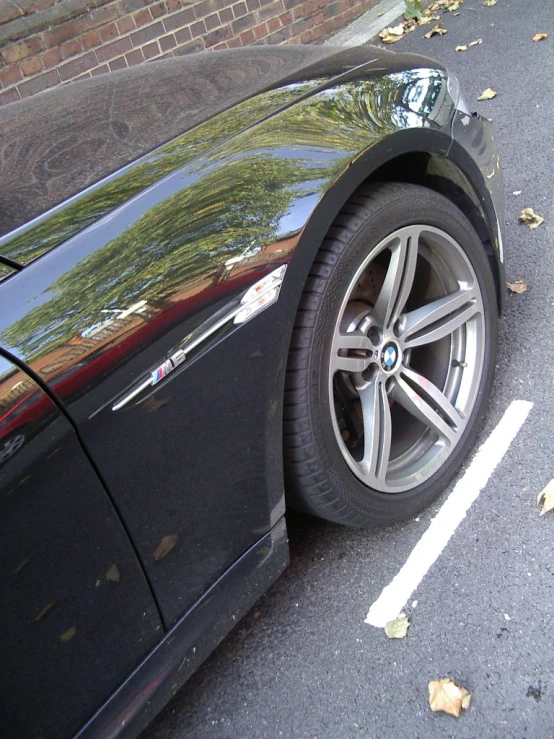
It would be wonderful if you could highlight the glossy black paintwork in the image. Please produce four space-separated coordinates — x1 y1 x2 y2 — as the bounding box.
0 47 505 739
0 353 162 738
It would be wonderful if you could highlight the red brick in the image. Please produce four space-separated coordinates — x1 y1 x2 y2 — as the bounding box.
143 40 161 58
252 22 268 38
213 42 228 49
311 23 325 39
204 25 231 46
95 36 132 63
175 26 192 43
240 29 255 44
19 55 42 77
232 11 255 33
313 10 324 23
58 50 99 81
258 0 284 21
81 30 102 50
232 2 247 18
2 36 44 64
99 22 119 41
109 56 128 70
246 0 260 10
91 64 110 76
0 88 22 106
0 64 22 88
131 20 164 45
190 19 206 36
279 11 292 24
292 5 305 19
227 36 241 47
0 1 22 26
133 7 152 26
166 0 182 10
205 13 220 30
174 38 204 54
163 7 194 31
159 33 177 51
61 38 83 59
126 48 145 65
18 69 60 98
43 20 81 47
266 16 280 32
288 35 302 44
118 0 150 11
151 1 168 18
82 5 120 30
117 15 136 34
219 7 233 22
300 28 313 42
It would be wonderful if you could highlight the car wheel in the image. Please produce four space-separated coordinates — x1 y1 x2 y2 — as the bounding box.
0 431 26 465
284 182 498 526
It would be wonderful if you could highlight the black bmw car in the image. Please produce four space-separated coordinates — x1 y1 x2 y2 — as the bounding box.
0 44 503 738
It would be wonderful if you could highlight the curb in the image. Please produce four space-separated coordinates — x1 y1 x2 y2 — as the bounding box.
325 0 406 46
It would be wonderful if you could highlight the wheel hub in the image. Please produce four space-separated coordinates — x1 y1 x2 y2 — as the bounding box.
379 341 401 373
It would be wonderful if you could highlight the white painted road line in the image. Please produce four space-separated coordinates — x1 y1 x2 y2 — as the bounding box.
365 399 534 628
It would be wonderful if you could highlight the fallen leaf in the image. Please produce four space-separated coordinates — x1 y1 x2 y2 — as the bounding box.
385 616 410 638
60 626 76 643
35 601 55 622
105 564 120 582
15 557 30 574
424 23 448 38
477 88 497 100
537 479 554 515
469 38 483 46
153 533 178 561
418 13 436 25
377 10 385 16
429 678 472 717
506 280 527 294
455 44 468 51
379 24 406 43
532 33 548 42
519 207 545 229
483 0 497 6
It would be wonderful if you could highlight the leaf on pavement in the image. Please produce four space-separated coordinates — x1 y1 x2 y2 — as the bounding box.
153 533 178 560
385 616 410 638
537 479 554 515
429 678 472 717
60 626 76 643
469 38 483 46
519 207 545 229
477 88 497 100
506 280 527 294
532 33 548 42
424 23 448 38
455 44 468 51
483 0 497 6
379 24 406 43
35 601 55 622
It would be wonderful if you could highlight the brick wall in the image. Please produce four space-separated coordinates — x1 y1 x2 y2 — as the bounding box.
0 0 377 106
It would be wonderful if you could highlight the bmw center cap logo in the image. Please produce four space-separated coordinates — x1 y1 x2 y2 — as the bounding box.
381 343 398 371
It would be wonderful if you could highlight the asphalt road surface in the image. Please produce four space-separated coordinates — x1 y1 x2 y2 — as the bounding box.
144 2 554 737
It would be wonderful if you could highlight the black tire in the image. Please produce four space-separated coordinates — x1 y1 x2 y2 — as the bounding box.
284 182 498 527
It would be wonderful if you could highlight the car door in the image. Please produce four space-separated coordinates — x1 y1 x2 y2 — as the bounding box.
0 351 163 738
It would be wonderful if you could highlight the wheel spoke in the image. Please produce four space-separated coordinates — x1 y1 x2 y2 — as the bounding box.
358 377 391 484
390 367 464 447
401 286 480 349
331 331 373 374
371 227 420 331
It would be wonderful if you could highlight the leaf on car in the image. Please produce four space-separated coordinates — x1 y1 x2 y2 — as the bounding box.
424 23 448 38
35 601 55 622
60 626 76 643
385 616 410 638
519 207 545 229
532 33 548 42
105 564 120 582
153 534 178 561
429 678 472 717
506 280 527 294
15 557 30 574
537 479 554 515
477 88 497 100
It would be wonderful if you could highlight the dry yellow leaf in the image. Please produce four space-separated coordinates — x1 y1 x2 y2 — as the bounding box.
483 0 497 6
469 38 483 46
60 626 76 643
537 479 554 515
106 564 120 582
429 678 472 717
506 280 527 295
424 23 448 38
456 45 468 51
519 207 545 229
478 88 497 100
532 33 548 41
418 14 436 25
35 601 55 622
153 533 178 561
385 616 410 639
379 24 405 43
